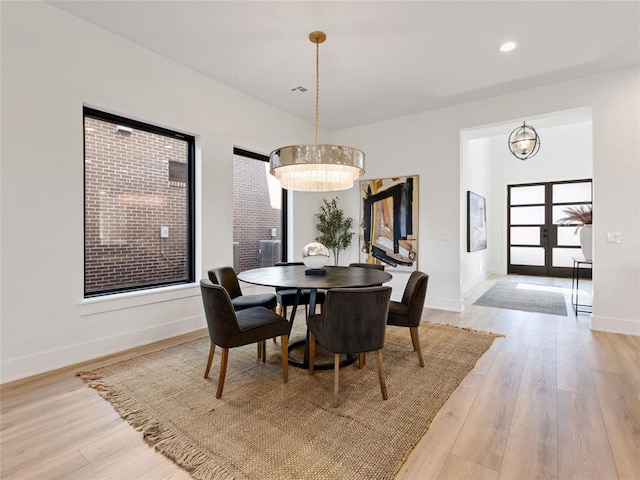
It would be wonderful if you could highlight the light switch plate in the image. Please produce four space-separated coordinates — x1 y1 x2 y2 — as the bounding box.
607 232 621 243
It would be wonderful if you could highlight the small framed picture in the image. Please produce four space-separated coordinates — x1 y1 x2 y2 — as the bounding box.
467 191 487 252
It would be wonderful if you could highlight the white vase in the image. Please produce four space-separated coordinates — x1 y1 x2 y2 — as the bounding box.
579 225 593 261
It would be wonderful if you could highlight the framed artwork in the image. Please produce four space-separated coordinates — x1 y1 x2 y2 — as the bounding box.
467 191 487 252
359 175 418 271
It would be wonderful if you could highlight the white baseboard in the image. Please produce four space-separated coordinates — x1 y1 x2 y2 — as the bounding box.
0 314 206 384
590 315 640 336
425 296 464 312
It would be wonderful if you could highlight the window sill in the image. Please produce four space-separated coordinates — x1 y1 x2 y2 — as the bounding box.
80 282 200 316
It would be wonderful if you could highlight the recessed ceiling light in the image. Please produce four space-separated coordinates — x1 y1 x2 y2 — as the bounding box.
500 41 518 52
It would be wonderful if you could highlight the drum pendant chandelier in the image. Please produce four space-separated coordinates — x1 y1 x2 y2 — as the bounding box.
508 121 540 160
269 31 365 192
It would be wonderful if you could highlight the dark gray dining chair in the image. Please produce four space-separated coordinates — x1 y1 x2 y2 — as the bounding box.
208 266 277 312
387 271 429 367
274 262 325 319
200 279 289 398
308 286 392 407
348 262 385 286
208 266 278 359
348 262 385 271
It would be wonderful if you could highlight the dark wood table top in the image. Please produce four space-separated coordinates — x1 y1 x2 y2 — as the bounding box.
237 265 392 290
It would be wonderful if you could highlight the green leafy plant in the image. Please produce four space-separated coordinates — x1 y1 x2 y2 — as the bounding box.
315 197 354 266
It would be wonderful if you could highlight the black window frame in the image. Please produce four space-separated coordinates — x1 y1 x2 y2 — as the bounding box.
83 107 196 297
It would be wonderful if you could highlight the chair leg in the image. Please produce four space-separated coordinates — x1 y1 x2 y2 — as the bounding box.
262 340 266 362
216 347 229 399
281 334 289 383
410 326 425 367
308 331 316 375
204 342 215 378
333 353 340 408
257 341 262 359
358 352 366 369
376 349 389 400
273 308 278 343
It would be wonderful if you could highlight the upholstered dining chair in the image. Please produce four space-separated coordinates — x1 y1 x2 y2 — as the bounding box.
208 266 277 312
386 270 429 367
274 262 325 320
208 266 278 360
308 286 392 408
200 279 289 399
348 262 385 271
348 262 385 286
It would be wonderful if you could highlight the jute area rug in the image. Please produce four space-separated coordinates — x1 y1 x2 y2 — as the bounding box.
80 323 500 480
473 280 568 316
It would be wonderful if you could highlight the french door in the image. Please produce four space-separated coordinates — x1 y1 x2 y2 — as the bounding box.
507 179 592 277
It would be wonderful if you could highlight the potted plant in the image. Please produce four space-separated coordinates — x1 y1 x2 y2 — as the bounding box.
315 197 354 266
558 204 593 260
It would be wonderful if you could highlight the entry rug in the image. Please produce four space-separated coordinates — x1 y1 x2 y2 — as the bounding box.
474 280 568 316
80 323 500 480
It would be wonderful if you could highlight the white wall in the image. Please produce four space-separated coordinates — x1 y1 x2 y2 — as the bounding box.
0 2 316 382
461 137 492 293
325 67 639 335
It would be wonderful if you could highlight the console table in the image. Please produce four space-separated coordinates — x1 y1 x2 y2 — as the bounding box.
571 257 592 314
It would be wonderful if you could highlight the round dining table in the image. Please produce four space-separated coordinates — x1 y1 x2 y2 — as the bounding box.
237 264 392 369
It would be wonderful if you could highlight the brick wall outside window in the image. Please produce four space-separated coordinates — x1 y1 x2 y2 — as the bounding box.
233 156 282 272
84 116 189 294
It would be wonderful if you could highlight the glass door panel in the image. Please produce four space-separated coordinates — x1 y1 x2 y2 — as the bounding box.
510 206 545 225
510 227 540 245
552 248 578 268
557 226 581 246
553 182 592 203
511 247 545 266
510 185 545 205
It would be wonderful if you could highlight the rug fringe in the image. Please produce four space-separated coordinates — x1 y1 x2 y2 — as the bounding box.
425 322 505 337
78 371 235 480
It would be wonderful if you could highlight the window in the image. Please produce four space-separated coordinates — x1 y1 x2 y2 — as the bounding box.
232 147 287 272
84 107 195 297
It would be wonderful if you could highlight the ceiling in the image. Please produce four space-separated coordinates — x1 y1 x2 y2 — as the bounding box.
49 1 640 131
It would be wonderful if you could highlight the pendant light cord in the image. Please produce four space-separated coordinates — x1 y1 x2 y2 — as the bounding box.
315 40 320 145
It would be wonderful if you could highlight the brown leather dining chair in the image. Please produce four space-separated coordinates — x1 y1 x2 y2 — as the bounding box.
208 266 278 360
200 279 289 399
308 286 392 407
387 271 429 367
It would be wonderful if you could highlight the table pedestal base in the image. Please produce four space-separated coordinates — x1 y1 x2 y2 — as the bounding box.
287 339 357 370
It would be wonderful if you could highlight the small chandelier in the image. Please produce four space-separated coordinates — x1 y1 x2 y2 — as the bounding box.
269 31 365 192
508 122 540 160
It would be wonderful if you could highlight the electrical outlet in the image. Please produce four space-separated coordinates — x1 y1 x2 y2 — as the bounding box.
160 226 169 238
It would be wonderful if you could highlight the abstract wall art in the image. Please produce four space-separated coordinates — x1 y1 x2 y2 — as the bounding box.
359 175 419 271
467 191 487 252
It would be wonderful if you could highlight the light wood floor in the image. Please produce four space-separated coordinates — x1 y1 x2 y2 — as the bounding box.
2 275 638 479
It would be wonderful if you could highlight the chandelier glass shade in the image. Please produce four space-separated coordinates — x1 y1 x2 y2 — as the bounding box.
270 144 364 192
508 122 540 160
270 31 365 192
